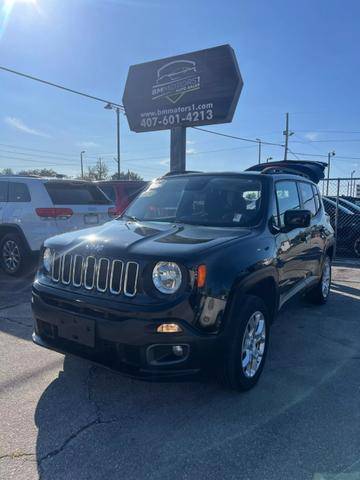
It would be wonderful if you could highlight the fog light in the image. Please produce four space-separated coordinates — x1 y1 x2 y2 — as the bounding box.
172 345 184 357
156 323 183 333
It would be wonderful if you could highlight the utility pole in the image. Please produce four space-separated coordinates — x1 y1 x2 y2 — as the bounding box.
116 107 121 180
105 103 121 180
283 112 293 161
256 138 262 164
326 151 336 196
80 150 85 179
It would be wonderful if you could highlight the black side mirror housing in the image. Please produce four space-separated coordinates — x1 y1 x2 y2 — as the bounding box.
284 209 311 230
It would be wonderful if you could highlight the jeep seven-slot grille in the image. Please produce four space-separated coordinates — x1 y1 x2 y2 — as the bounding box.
51 253 139 297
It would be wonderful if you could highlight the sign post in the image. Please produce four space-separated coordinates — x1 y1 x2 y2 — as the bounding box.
122 44 243 172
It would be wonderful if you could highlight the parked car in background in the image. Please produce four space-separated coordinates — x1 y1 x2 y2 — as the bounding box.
327 196 360 214
97 180 148 217
323 197 360 257
33 161 334 391
339 196 360 208
0 176 113 276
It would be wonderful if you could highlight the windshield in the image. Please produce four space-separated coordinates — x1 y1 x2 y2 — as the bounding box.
123 176 263 227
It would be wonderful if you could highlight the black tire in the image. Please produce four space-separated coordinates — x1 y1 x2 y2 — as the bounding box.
307 255 332 305
354 237 360 258
0 233 28 276
222 294 270 391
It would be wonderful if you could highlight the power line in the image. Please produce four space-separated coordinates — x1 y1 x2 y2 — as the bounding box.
0 66 124 109
192 126 284 147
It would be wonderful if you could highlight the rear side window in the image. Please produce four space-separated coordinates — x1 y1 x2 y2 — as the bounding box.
275 181 301 227
312 185 321 213
298 182 316 216
0 181 8 202
45 182 111 205
99 184 116 202
9 182 31 202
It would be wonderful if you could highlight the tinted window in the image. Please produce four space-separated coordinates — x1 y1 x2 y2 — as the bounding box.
125 176 263 227
275 181 301 227
0 181 8 202
45 182 111 205
312 185 321 213
9 182 31 202
99 184 116 202
298 182 316 216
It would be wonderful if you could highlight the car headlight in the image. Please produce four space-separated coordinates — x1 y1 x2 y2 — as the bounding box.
43 247 52 273
152 261 182 294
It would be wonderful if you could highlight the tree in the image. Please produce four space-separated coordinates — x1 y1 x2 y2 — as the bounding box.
83 158 109 181
0 168 14 175
111 170 143 181
16 168 64 178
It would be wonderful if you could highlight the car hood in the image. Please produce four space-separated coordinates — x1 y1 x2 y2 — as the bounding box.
45 219 253 260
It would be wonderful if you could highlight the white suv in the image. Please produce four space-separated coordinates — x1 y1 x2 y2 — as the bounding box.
0 176 113 276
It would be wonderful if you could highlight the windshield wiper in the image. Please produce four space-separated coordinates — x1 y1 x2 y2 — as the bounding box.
121 214 141 222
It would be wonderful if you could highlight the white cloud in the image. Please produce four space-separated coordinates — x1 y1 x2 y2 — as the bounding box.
158 158 169 166
186 140 195 145
186 148 197 155
4 116 51 138
304 132 319 141
76 141 100 148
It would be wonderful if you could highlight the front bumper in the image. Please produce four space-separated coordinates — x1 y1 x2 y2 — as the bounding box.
31 285 224 380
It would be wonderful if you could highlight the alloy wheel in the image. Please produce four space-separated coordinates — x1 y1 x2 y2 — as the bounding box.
2 240 21 273
241 311 266 378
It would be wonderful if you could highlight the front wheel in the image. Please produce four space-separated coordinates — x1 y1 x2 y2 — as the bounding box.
222 295 269 391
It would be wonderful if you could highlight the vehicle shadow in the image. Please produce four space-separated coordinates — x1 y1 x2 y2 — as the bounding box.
34 284 360 480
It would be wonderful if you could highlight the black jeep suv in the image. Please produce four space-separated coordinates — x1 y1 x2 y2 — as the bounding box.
32 161 334 391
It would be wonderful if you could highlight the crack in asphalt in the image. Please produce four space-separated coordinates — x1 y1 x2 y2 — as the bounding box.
38 365 119 478
0 316 33 328
0 452 36 461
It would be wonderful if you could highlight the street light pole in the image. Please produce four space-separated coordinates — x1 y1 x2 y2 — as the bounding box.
256 138 262 164
326 151 335 196
116 107 121 180
80 150 85 179
105 103 121 180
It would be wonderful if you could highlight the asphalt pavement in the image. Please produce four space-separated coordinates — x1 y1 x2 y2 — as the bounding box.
0 262 360 480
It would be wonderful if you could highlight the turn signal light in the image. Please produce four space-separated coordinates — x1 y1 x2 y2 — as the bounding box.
196 264 207 288
156 323 183 333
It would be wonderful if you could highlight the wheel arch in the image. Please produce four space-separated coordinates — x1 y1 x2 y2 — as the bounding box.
0 224 31 252
226 268 279 326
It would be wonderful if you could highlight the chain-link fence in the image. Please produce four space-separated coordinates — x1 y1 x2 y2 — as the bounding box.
319 177 360 259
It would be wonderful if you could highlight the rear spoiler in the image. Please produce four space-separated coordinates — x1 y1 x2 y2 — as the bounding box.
246 160 327 184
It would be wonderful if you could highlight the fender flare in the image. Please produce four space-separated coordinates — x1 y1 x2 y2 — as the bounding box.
224 266 280 331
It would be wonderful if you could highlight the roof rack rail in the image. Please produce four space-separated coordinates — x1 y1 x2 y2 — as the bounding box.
246 160 327 184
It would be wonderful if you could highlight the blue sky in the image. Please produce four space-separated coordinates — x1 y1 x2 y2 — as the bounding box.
0 0 360 179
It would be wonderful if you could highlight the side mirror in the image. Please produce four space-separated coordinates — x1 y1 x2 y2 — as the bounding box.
284 209 311 230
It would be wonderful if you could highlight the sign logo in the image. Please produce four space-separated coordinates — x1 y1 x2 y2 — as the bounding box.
85 243 104 253
152 59 200 104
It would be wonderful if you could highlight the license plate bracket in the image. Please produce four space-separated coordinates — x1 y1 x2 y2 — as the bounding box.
84 213 99 225
57 316 95 347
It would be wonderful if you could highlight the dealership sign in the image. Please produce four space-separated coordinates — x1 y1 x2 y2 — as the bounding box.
122 45 243 132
